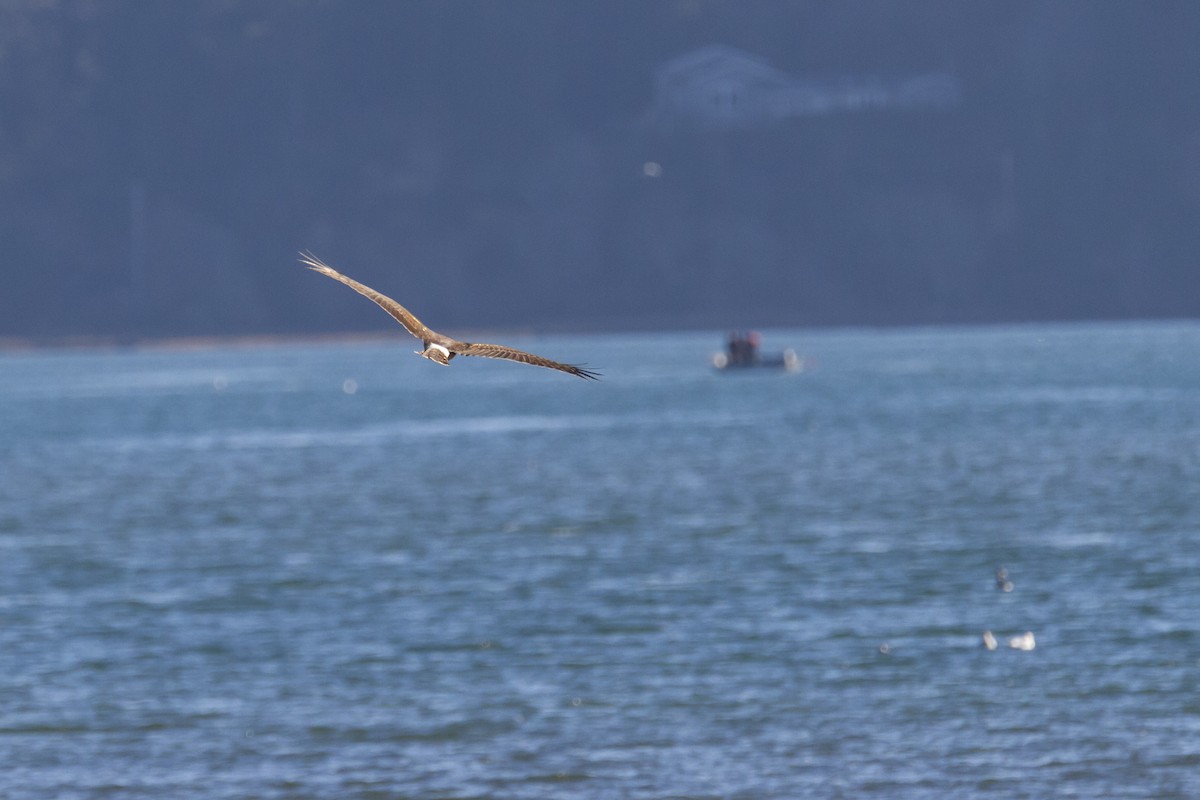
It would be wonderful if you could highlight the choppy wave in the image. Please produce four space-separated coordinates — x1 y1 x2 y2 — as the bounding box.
75 409 769 454
3 323 1200 799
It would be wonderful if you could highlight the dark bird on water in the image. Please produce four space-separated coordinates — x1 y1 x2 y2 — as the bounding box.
301 252 600 380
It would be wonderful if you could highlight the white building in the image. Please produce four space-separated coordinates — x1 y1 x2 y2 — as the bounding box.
653 44 960 130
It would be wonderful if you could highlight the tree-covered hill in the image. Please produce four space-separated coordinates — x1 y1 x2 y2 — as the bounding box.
3 1 1199 340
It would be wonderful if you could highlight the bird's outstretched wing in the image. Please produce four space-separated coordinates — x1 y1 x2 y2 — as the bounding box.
300 251 434 341
455 341 601 380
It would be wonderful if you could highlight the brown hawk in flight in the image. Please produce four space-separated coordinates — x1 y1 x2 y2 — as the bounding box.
301 252 600 381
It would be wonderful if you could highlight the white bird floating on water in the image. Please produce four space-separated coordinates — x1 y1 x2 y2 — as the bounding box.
1007 631 1036 651
981 630 1036 651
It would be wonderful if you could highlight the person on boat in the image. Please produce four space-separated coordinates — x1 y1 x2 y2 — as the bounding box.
746 331 762 363
726 331 745 365
726 330 764 366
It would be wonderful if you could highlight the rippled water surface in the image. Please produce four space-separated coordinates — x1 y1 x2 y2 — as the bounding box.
2 323 1199 798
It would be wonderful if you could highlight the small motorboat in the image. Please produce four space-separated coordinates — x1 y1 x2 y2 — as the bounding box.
712 331 807 373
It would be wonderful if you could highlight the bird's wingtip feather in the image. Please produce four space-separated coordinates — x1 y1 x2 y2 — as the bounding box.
298 250 327 271
574 365 602 381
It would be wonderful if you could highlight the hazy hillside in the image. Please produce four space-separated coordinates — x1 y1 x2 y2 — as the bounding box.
3 1 1199 340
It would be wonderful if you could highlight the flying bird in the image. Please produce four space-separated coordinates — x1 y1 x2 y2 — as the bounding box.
301 252 599 380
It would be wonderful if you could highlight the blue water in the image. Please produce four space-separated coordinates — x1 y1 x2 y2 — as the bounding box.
2 322 1199 798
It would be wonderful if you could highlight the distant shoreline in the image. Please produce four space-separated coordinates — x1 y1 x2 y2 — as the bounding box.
2 316 1191 355
0 327 562 354
0 331 405 354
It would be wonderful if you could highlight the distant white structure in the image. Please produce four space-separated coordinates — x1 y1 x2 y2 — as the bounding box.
653 44 960 130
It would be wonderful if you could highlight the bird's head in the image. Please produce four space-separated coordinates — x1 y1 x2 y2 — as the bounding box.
417 342 453 366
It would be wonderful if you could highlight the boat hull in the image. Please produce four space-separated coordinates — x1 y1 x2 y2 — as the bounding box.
712 348 804 372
